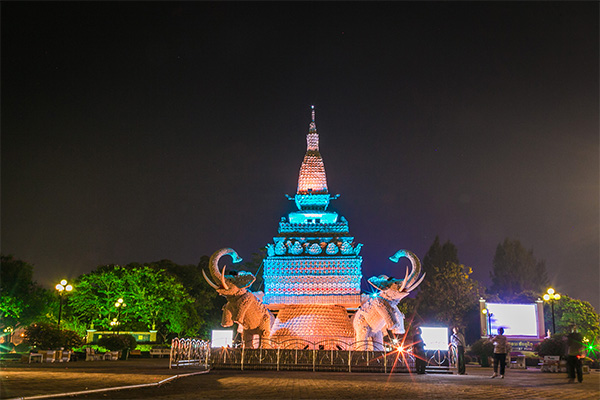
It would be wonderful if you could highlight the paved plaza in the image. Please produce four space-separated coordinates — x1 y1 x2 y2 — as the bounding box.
1 359 598 400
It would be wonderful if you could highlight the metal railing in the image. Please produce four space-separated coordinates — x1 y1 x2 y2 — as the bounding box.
170 337 449 372
169 338 210 369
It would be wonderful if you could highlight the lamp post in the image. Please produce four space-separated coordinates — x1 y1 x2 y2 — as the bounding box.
110 298 126 335
482 308 493 336
55 280 73 330
543 288 561 335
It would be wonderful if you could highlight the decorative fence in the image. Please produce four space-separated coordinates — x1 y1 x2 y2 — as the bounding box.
169 338 210 369
170 337 449 373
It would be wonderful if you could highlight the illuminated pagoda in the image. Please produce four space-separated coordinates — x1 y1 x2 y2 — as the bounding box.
263 106 363 344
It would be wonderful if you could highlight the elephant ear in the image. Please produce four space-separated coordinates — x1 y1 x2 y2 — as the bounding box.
367 274 407 291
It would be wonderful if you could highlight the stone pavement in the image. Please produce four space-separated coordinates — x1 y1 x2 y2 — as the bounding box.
1 359 598 400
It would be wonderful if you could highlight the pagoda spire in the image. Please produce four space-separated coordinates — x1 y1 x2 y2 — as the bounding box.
295 106 330 210
307 105 319 151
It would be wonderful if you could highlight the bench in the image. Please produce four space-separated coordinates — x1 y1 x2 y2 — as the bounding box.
85 348 104 361
150 348 171 358
103 351 120 361
129 349 142 358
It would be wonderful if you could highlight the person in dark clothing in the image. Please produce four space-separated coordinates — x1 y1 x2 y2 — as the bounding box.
566 325 584 383
413 327 427 374
450 326 466 375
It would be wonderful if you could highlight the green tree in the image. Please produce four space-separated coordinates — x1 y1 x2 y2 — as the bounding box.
544 295 600 339
148 259 217 337
416 262 481 328
67 265 126 331
490 238 548 299
414 238 480 330
0 255 53 330
67 265 199 339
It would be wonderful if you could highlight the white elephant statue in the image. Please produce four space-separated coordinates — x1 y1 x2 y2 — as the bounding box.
353 249 425 351
203 248 274 348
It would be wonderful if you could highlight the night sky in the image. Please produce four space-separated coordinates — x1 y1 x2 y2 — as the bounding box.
3 2 598 310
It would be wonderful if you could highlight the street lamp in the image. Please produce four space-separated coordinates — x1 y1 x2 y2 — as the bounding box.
111 298 126 334
482 308 493 336
55 280 73 330
543 288 561 335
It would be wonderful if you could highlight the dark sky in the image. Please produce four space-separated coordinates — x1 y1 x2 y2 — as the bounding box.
2 2 598 310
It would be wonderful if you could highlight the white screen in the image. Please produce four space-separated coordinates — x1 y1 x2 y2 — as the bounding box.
486 303 538 337
420 327 449 350
211 330 233 348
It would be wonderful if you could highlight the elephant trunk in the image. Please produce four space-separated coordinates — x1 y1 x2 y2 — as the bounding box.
205 248 243 290
389 249 424 291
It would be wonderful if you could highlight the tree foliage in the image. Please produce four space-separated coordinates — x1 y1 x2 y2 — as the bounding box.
544 295 600 339
422 236 459 276
416 262 481 328
146 259 217 336
0 255 53 329
415 238 480 329
67 264 200 338
489 238 548 299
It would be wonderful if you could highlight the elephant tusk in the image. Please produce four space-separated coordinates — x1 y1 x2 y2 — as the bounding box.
220 264 230 290
405 272 426 292
202 269 220 290
398 267 409 292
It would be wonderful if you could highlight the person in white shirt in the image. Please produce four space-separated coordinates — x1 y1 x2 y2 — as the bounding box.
490 327 509 378
450 326 466 374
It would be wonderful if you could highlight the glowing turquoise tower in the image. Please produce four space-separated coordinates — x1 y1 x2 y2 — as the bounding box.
262 107 363 342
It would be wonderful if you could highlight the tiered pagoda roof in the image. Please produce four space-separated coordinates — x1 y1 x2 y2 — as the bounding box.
262 107 363 309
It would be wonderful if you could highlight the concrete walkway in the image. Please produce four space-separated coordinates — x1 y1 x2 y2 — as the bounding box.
1 359 598 399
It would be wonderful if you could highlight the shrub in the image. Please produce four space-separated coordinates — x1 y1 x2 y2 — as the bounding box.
525 357 540 367
23 322 84 349
73 344 108 353
469 338 494 366
97 334 137 351
535 335 566 357
14 343 31 353
134 344 153 352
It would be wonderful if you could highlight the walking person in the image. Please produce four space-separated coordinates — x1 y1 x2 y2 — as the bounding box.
450 326 466 375
490 327 508 378
565 325 584 383
413 327 427 374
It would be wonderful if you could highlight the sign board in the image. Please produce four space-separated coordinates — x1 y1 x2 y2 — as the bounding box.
211 330 233 348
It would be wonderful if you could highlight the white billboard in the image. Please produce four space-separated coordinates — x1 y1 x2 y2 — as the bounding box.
420 327 449 351
485 303 539 337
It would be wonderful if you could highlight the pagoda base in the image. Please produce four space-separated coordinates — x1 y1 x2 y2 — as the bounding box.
270 304 355 349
